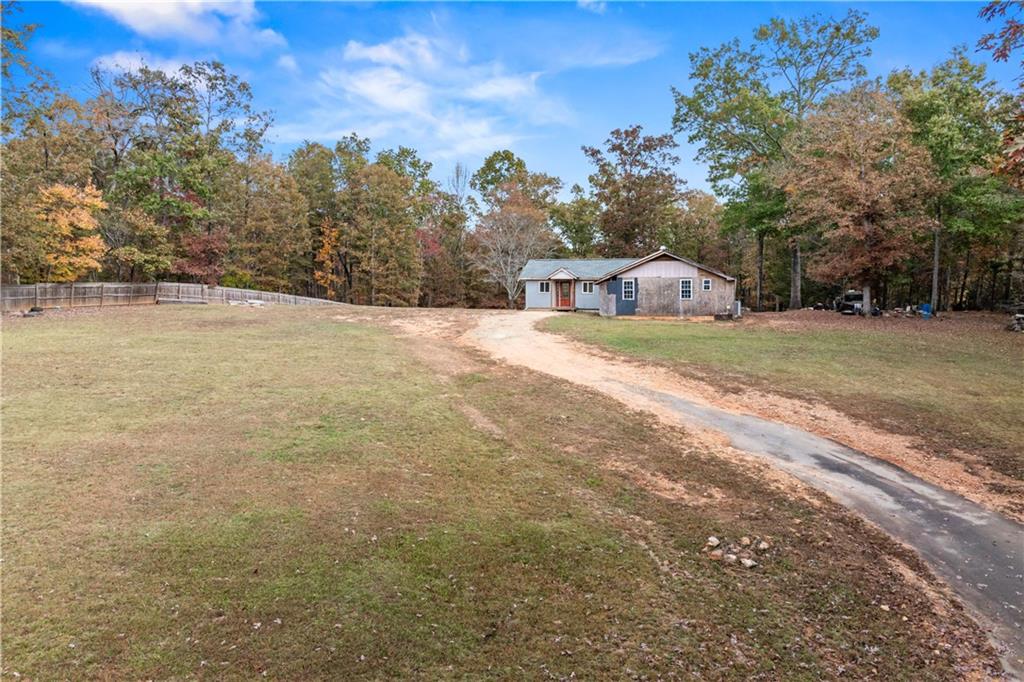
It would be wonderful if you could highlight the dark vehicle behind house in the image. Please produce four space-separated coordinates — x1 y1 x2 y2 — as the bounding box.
835 290 863 315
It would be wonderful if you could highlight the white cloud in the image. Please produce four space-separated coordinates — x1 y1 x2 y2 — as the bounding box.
465 74 539 102
577 0 608 14
320 66 431 114
343 34 440 70
276 54 299 73
69 0 285 52
92 50 187 75
273 31 571 159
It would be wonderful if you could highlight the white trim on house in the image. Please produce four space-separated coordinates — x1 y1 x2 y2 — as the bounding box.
702 278 712 291
581 281 594 294
680 278 693 300
546 267 577 280
594 248 735 283
622 278 636 301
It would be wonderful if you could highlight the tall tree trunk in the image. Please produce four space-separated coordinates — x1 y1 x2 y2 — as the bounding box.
988 263 999 309
862 283 872 318
958 249 972 309
789 242 802 310
930 220 941 314
756 232 765 312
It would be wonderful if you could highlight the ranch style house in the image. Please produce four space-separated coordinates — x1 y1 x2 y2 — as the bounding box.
519 247 736 317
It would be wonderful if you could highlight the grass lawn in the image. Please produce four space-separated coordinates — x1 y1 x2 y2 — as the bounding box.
1 306 997 678
543 312 1024 481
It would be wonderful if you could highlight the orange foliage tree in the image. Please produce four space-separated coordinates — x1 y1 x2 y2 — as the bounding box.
777 87 941 310
34 183 108 281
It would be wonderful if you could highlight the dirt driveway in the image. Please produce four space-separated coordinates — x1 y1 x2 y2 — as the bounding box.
462 310 1024 677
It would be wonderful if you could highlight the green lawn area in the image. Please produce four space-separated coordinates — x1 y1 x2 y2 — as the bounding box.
1 306 997 678
543 313 1024 481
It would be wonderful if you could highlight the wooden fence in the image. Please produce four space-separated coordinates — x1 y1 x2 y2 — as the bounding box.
1 282 340 313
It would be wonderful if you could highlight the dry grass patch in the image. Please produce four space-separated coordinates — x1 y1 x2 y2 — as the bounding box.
2 306 999 679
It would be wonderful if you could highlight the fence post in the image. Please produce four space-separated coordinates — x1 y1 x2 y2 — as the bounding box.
100 282 105 307
34 283 39 308
70 282 75 308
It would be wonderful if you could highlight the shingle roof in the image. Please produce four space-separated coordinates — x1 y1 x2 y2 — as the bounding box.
518 258 636 280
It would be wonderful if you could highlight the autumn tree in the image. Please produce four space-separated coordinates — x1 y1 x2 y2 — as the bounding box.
720 172 787 310
980 1 1024 192
33 183 108 281
1 91 97 282
344 163 422 306
777 87 941 315
551 184 600 256
471 150 561 211
221 156 310 291
101 208 172 281
660 191 724 266
674 10 879 308
91 60 272 283
313 218 344 300
583 125 685 257
890 49 1020 311
418 163 479 307
475 186 558 308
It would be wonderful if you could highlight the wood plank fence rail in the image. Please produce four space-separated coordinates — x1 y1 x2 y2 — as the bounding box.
1 282 340 313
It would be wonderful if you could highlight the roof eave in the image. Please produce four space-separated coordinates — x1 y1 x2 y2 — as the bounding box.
594 249 735 283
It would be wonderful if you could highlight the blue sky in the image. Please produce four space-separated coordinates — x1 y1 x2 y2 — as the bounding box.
14 1 1021 196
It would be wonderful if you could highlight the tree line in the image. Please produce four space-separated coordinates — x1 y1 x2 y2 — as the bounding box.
2 1 1022 311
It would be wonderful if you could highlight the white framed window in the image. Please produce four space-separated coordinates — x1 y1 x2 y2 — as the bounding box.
680 278 693 300
622 279 635 301
581 281 594 294
539 281 550 293
702 278 712 292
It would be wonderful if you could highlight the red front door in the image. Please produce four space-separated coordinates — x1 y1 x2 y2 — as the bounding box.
556 281 572 308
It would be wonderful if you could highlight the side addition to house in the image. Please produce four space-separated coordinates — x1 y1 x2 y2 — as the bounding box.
519 247 736 318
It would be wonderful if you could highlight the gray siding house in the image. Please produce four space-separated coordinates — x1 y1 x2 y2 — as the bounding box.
519 248 736 317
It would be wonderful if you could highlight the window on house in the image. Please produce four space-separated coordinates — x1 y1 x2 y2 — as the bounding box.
622 279 635 301
680 278 693 300
539 281 550 293
582 281 594 294
702 278 712 292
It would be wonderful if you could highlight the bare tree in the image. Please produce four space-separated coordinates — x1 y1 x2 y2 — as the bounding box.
474 185 557 308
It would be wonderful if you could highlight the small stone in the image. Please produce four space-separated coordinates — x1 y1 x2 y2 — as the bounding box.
880 605 890 612
757 541 770 551
723 553 738 564
740 536 752 547
706 536 720 548
708 549 724 561
740 558 757 568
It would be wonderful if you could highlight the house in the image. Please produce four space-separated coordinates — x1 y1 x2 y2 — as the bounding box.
519 247 736 317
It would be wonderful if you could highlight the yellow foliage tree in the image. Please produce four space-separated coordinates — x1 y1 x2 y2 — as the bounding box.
34 183 108 282
313 218 344 299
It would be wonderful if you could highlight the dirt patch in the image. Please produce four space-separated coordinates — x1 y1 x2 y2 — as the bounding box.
456 403 504 438
748 308 1018 343
602 460 725 505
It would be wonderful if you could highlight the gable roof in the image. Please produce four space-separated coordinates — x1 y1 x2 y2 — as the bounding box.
518 258 635 281
594 249 735 283
518 250 735 283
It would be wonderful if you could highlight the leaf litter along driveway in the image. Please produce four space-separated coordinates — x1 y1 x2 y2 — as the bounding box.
461 310 1024 677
